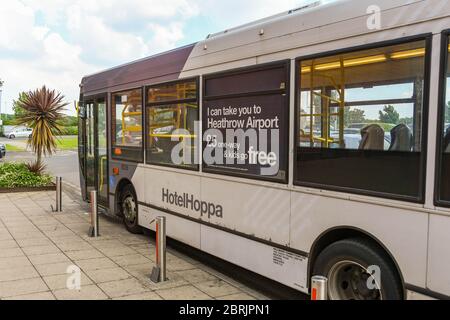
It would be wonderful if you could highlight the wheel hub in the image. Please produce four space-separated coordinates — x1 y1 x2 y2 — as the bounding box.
123 196 136 224
328 261 382 300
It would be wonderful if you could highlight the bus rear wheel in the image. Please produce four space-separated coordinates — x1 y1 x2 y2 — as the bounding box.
120 184 142 234
313 238 403 300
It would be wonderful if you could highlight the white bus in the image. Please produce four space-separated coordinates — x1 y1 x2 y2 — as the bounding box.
78 0 450 300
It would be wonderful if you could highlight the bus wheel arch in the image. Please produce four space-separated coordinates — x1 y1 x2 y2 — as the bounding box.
115 179 142 234
308 227 405 300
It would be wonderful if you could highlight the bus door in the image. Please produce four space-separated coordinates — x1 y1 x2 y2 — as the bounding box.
82 96 109 208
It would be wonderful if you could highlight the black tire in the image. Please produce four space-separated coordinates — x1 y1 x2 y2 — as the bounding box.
313 238 403 300
119 184 142 234
9 135 15 139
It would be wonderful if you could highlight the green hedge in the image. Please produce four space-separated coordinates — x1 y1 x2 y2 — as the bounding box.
57 126 78 136
0 163 52 188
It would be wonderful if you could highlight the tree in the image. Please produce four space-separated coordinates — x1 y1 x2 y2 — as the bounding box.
12 92 28 118
446 101 450 124
399 117 414 128
379 105 400 124
344 108 366 126
15 86 68 173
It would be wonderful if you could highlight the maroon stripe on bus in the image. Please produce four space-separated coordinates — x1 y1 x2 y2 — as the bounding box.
81 44 196 95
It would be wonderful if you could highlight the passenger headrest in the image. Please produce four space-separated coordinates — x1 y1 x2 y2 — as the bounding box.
389 124 413 152
444 127 450 153
359 124 385 151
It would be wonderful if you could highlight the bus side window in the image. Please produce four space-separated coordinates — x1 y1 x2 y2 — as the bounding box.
437 34 450 205
111 89 143 162
296 39 429 201
146 79 199 169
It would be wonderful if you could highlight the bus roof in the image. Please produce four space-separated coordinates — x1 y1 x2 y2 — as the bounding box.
80 43 196 96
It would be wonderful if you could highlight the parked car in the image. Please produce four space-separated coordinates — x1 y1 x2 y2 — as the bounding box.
7 128 33 139
0 143 5 159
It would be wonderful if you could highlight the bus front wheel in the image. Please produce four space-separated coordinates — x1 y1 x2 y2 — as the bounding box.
120 184 142 234
313 238 403 300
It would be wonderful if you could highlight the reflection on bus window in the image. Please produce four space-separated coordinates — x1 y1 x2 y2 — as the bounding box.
148 82 197 103
146 80 198 169
299 40 426 152
112 89 142 148
437 36 450 204
443 38 450 154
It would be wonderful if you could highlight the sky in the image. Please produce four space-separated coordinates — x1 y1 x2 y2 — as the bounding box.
0 0 327 116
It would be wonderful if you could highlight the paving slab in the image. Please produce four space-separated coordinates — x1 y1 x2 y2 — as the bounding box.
0 240 18 249
64 249 105 261
75 257 117 271
0 278 48 298
110 254 152 267
0 256 32 270
22 245 61 256
84 267 132 284
194 280 241 298
16 238 54 248
43 273 93 290
55 240 94 252
98 278 151 298
0 190 269 300
156 285 212 300
3 291 55 300
0 266 40 282
0 233 13 241
28 253 71 266
35 262 74 277
53 285 109 300
0 247 24 258
220 293 257 300
97 246 137 257
176 269 218 284
114 292 162 300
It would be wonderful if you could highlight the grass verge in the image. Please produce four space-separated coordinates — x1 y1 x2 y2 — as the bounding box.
56 136 78 150
5 144 26 152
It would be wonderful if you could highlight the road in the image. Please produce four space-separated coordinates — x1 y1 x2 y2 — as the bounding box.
0 137 80 188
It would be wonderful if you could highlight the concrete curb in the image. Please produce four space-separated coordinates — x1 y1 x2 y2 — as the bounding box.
61 180 81 194
61 180 85 206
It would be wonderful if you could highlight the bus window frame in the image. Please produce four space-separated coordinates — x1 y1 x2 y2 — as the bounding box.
145 77 200 171
82 93 109 205
110 87 145 163
434 29 450 207
202 60 291 184
294 34 433 203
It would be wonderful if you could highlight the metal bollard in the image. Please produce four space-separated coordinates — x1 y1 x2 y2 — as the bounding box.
55 177 62 212
88 190 99 238
311 276 328 300
150 216 167 283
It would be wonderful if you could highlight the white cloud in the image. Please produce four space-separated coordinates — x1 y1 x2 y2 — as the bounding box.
0 1 41 54
198 0 302 27
66 9 148 65
147 23 185 54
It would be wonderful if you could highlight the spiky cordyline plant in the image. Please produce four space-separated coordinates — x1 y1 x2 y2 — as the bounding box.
15 86 68 173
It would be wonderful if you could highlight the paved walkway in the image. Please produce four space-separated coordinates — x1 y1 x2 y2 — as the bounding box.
0 191 268 300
